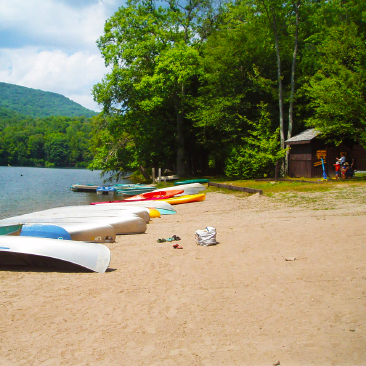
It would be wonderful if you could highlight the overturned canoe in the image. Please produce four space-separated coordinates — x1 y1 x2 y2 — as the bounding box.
89 201 177 216
0 236 111 273
0 224 23 236
174 179 209 186
152 183 206 196
123 189 184 202
163 193 206 205
2 205 151 224
115 185 156 196
20 222 116 243
0 214 147 235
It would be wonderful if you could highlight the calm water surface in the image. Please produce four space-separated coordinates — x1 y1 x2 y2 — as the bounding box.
0 166 131 219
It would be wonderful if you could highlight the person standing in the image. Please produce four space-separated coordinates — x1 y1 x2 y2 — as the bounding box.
341 162 349 179
339 152 346 165
334 160 341 179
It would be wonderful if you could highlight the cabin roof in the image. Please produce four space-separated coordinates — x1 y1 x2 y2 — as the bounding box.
285 128 320 145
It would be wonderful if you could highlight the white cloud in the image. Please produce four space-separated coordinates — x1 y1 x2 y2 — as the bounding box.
0 0 121 111
0 0 112 52
0 47 107 111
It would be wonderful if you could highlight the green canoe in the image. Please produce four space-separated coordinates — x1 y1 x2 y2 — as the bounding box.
174 179 209 186
0 224 23 236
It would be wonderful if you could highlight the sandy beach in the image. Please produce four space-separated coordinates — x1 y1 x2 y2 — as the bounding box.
1 187 366 366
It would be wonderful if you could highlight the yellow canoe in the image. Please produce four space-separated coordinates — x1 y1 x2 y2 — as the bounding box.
163 193 206 205
148 208 161 218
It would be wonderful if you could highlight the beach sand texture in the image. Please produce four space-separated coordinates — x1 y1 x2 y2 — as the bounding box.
1 188 366 366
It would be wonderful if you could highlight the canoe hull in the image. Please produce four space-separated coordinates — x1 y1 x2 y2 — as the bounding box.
152 183 206 196
174 179 209 186
0 236 111 273
1 214 147 235
89 200 177 215
123 189 184 202
163 193 206 205
0 224 23 236
21 223 116 243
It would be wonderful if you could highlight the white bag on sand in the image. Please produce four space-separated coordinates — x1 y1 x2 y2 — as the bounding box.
195 227 218 246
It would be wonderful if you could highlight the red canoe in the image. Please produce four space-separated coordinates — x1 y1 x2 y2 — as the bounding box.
123 189 184 202
90 189 184 204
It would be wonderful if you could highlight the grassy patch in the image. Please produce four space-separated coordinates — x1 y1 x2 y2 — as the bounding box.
210 178 366 195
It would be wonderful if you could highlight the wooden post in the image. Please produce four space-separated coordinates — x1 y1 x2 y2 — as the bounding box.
158 168 161 184
152 168 155 184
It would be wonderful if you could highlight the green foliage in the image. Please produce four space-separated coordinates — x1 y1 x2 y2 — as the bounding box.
0 82 97 167
0 82 97 118
0 113 94 167
304 23 366 147
93 0 220 177
89 0 366 179
225 103 287 179
44 133 70 166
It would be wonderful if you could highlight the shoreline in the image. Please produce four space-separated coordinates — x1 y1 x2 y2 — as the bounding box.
1 190 366 365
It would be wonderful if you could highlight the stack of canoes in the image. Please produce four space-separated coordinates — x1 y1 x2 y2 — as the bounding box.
0 181 208 273
113 184 157 196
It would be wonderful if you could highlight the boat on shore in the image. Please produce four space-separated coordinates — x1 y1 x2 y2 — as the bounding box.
114 184 156 196
96 186 117 195
0 224 23 236
152 183 206 196
0 236 111 273
174 179 209 186
0 212 147 236
89 200 177 215
70 184 99 192
123 189 184 202
163 193 206 205
3 205 151 224
20 222 116 243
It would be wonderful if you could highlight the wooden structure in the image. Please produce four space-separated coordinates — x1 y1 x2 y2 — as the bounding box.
285 129 366 178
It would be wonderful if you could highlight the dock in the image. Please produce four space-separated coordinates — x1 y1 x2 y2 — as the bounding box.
70 184 99 193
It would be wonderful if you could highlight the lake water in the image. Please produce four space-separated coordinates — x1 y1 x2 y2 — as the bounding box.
0 166 132 219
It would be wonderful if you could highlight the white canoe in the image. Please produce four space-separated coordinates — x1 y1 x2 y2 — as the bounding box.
2 207 150 224
21 222 116 243
152 183 206 196
0 214 147 235
25 205 151 223
0 236 111 273
90 200 177 214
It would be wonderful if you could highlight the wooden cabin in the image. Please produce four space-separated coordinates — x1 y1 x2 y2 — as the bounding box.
285 129 366 178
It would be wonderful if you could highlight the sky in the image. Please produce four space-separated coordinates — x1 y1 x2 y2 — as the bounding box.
0 0 122 112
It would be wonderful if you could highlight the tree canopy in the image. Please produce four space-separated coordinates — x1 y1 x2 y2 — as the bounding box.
91 0 366 179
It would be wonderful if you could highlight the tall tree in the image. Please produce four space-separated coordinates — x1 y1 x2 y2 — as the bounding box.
93 0 219 177
304 23 366 147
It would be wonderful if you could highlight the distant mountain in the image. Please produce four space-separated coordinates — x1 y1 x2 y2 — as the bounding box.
0 82 98 118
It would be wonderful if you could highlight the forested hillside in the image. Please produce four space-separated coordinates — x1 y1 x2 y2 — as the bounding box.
90 0 366 181
0 82 97 118
0 83 97 167
0 108 94 167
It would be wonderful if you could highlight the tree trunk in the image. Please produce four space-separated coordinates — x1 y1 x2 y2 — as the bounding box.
288 0 300 141
260 0 285 152
139 165 150 181
286 0 300 174
272 12 285 151
174 85 187 176
176 109 186 176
